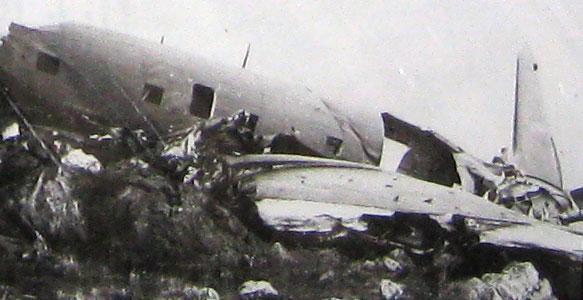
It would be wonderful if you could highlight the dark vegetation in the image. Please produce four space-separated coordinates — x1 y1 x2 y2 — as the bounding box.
0 100 578 299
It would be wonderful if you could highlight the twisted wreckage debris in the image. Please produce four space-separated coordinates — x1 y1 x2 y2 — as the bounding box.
0 103 581 298
1 22 582 298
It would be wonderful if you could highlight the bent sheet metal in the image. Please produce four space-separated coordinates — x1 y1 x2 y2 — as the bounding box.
231 155 583 261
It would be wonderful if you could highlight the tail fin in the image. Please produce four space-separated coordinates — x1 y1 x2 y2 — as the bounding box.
511 47 563 188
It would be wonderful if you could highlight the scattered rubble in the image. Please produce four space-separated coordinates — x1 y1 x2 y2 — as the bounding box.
442 262 556 300
160 282 220 300
239 280 279 299
382 257 403 274
1 122 19 141
380 279 404 300
61 148 102 174
0 108 579 299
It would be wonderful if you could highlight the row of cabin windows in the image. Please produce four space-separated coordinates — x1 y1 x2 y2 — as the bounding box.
35 51 215 119
35 51 345 156
130 83 344 156
142 82 215 119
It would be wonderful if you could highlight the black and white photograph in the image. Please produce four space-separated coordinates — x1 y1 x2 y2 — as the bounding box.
0 1 582 299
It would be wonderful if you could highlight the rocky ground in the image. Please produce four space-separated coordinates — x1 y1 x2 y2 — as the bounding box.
0 100 580 299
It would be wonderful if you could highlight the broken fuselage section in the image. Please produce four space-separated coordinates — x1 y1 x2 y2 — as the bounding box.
2 22 582 263
380 47 581 225
222 46 583 260
0 22 382 164
381 110 579 225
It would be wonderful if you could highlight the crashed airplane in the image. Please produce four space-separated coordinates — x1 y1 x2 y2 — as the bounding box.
1 22 582 265
0 22 381 164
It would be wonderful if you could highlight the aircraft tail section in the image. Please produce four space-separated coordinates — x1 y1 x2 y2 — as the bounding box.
511 48 563 188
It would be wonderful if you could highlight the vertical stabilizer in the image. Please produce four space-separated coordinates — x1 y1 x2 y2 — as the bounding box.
511 48 563 188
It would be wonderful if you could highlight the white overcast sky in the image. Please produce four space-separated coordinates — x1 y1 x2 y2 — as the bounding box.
1 0 583 188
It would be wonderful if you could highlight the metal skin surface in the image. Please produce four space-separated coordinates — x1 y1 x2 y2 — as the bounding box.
511 49 564 189
239 158 583 261
0 22 382 164
379 48 580 223
2 22 582 259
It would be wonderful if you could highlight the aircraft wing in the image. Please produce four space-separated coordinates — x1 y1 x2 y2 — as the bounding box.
234 157 583 261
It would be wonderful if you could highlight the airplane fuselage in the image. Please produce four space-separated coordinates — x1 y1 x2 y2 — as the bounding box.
0 23 382 164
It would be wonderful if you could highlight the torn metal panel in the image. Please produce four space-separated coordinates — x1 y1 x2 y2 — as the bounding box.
255 199 393 232
381 112 462 154
381 111 463 187
491 175 576 224
379 109 578 222
570 187 583 208
451 152 504 194
241 165 583 260
380 108 580 227
381 112 503 192
321 99 382 164
511 48 563 189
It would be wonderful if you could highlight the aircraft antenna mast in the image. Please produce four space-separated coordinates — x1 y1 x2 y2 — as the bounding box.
512 57 519 152
241 43 251 69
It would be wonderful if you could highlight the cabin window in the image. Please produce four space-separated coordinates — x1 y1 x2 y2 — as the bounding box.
191 84 215 119
36 52 60 75
326 136 343 156
142 83 164 105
